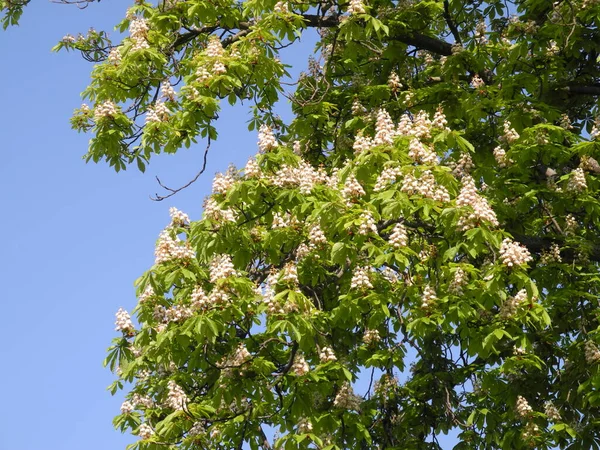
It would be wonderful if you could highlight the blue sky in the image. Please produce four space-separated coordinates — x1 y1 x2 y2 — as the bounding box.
0 3 459 450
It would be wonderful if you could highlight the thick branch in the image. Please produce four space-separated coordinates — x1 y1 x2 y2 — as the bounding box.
513 233 600 263
564 85 600 95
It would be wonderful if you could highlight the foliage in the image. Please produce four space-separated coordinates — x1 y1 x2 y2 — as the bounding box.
8 0 600 448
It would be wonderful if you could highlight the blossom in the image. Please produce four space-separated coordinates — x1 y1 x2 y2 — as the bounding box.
388 71 402 92
319 346 337 363
334 383 361 410
191 286 210 310
389 223 408 248
373 109 395 146
499 289 527 319
292 355 310 376
94 100 119 121
342 174 365 198
471 74 485 89
121 400 134 414
244 157 261 178
297 418 313 433
138 423 154 440
544 401 561 422
257 124 278 152
281 262 299 284
585 341 600 364
502 121 520 144
449 268 467 294
515 395 533 418
308 224 327 247
212 165 237 195
499 238 532 267
358 211 378 235
401 170 450 202
160 81 177 101
374 167 401 191
408 139 438 165
145 101 170 124
351 266 373 289
455 176 499 230
115 308 135 333
493 146 509 167
540 243 561 264
108 47 121 64
138 285 155 304
209 254 237 282
169 207 189 226
363 329 380 345
205 35 224 58
155 229 195 264
567 168 587 192
347 0 365 15
129 17 150 51
166 380 188 410
421 285 437 309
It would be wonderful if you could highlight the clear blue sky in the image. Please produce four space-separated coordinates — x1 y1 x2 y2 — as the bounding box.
0 3 458 449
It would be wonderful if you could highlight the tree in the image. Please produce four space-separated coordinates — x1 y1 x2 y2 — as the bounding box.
6 0 600 448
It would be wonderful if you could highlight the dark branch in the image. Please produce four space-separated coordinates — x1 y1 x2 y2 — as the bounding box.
151 137 211 201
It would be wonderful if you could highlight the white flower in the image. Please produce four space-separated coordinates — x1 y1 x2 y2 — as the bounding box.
470 74 485 89
191 286 210 310
347 0 365 14
319 346 337 363
209 254 237 282
499 289 528 319
373 109 395 146
169 207 189 226
567 167 587 192
374 167 401 191
281 262 299 284
358 211 378 235
449 268 467 294
333 382 361 410
292 355 310 376
502 121 520 144
166 380 188 410
205 35 224 58
585 341 600 364
108 47 121 64
257 124 278 152
297 418 313 433
212 165 237 195
388 71 402 92
121 400 134 414
155 229 195 264
160 81 177 101
145 101 170 124
499 238 532 267
456 176 499 230
544 401 561 422
115 308 134 333
138 423 154 440
351 266 373 289
363 329 380 345
309 224 327 247
389 223 408 248
342 174 365 199
244 157 261 178
515 395 533 418
493 146 509 167
408 139 438 165
421 285 437 309
94 100 119 121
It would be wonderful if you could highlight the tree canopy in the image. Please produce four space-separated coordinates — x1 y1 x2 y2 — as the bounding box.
5 0 600 448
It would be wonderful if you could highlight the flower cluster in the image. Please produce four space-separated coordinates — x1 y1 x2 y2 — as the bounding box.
138 423 154 440
351 266 373 289
319 346 337 363
347 0 365 14
190 286 209 310
499 289 528 319
408 139 438 165
565 214 577 234
388 71 402 92
115 308 134 333
567 167 587 192
389 223 408 248
456 176 499 230
471 74 485 89
132 393 154 409
258 124 278 152
94 100 118 121
210 254 237 282
160 81 177 101
297 418 313 434
292 355 310 376
373 109 396 146
212 165 237 195
244 157 261 177
585 341 600 364
268 161 331 194
121 400 134 414
351 98 366 116
145 101 170 124
540 243 561 264
165 304 193 323
138 285 155 304
421 285 437 309
544 401 561 422
449 268 467 294
401 170 450 202
374 166 401 191
493 146 509 167
342 174 366 199
169 207 189 227
108 47 121 64
357 211 378 235
502 121 520 144
203 198 236 223
334 383 361 410
309 224 327 247
281 262 299 284
155 229 195 264
129 17 150 51
499 238 532 267
363 329 380 345
166 380 188 410
451 153 474 178
515 395 533 418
